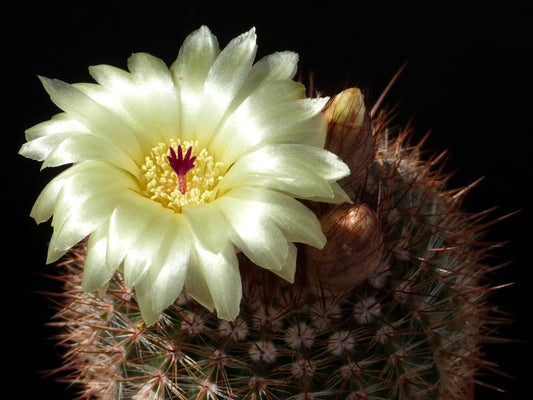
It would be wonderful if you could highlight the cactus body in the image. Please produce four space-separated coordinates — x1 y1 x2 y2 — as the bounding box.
49 90 495 400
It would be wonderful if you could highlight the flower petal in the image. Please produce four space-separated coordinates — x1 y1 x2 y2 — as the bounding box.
82 221 114 293
227 50 299 115
41 134 141 177
149 216 192 313
196 27 257 145
217 144 350 201
30 166 77 224
20 113 90 161
106 192 167 278
135 274 162 326
216 98 329 164
184 256 215 313
46 163 136 262
269 243 297 283
305 181 351 204
182 202 230 254
87 56 180 153
267 113 328 148
122 208 176 289
209 79 311 163
20 132 80 163
187 241 242 321
127 52 181 143
86 65 154 152
38 76 144 162
24 113 88 140
170 25 219 142
30 159 135 225
223 186 327 249
47 191 120 263
216 194 289 271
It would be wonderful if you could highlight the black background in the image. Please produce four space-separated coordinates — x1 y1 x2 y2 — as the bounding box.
4 1 531 399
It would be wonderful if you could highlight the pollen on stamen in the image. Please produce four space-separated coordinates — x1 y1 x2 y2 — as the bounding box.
141 139 225 213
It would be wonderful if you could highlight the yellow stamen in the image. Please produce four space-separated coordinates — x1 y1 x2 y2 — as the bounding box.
141 139 225 212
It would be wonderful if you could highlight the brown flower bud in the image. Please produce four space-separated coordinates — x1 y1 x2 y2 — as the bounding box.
304 203 383 292
323 88 375 195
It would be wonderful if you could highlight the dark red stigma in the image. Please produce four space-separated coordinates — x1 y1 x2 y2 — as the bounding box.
167 145 196 194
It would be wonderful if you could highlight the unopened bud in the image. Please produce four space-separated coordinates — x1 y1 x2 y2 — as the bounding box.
323 88 375 194
305 203 383 292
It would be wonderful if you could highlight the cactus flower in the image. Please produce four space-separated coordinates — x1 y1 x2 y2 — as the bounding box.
20 26 350 324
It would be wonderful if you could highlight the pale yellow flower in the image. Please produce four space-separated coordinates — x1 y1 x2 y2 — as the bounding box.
20 26 350 324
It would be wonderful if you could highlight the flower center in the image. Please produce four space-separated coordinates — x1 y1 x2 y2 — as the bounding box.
141 139 225 212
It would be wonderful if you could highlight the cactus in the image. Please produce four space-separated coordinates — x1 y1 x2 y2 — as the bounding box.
46 86 499 400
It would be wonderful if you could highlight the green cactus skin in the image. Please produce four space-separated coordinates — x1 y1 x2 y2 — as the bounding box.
47 100 499 400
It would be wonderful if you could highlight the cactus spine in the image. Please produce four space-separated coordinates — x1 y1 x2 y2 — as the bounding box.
48 87 498 400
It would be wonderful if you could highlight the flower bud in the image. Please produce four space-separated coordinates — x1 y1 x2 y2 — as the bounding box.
305 203 383 292
323 88 375 194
